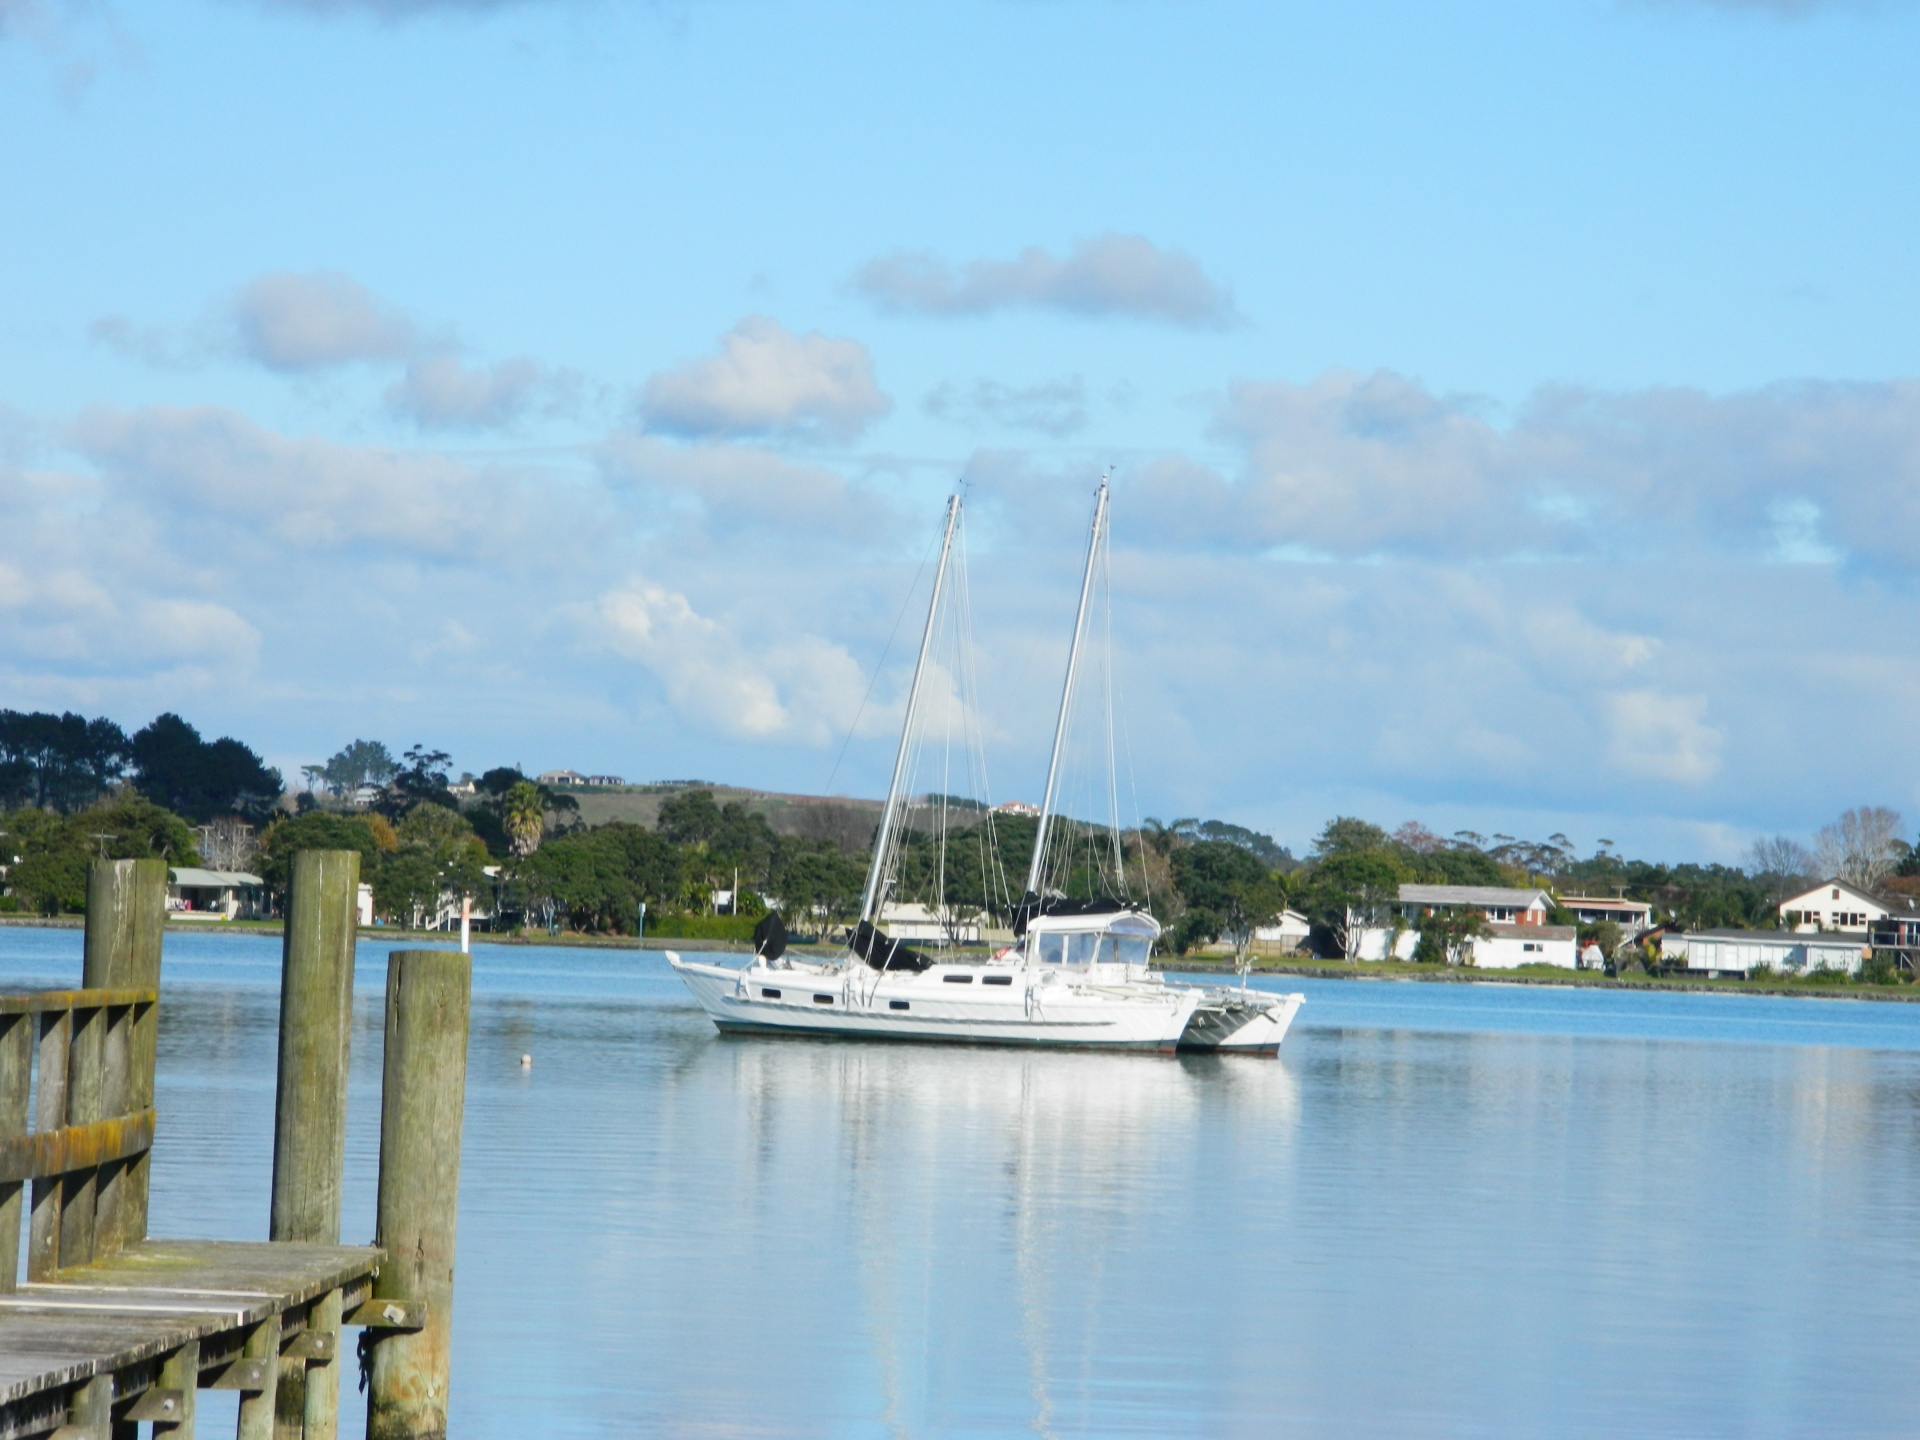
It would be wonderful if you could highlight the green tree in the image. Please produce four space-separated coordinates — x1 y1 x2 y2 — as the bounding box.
1410 907 1490 966
130 713 283 823
1312 816 1391 858
0 795 199 916
319 739 398 795
1170 841 1288 960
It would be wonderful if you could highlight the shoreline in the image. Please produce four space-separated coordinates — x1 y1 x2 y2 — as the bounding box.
5 917 1916 1002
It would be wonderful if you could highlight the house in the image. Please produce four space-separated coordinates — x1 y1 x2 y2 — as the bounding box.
1396 884 1554 926
878 901 985 944
584 774 625 788
537 769 587 788
993 800 1041 817
1668 928 1867 978
1252 909 1313 951
1473 923 1578 969
347 784 384 811
1778 878 1901 934
167 868 265 921
1557 895 1655 938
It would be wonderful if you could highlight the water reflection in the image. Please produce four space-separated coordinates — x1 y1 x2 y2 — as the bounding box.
3 930 1920 1437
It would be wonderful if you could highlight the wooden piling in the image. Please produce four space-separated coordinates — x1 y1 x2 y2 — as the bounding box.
270 850 361 1440
81 858 165 1256
366 950 470 1440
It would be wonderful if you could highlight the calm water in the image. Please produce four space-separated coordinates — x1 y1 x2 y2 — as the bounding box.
5 925 1919 1438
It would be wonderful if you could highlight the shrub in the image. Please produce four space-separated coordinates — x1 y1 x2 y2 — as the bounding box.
641 913 758 942
1859 952 1900 986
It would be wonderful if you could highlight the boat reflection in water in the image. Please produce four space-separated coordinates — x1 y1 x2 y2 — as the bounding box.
644 1028 1301 1434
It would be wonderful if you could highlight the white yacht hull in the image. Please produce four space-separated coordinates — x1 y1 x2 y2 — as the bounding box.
669 955 1304 1056
671 955 1202 1052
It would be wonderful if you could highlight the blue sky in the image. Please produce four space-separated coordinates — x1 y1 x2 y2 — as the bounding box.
3 0 1918 862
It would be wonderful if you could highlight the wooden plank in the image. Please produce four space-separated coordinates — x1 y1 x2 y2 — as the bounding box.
59 1004 104 1270
28 1011 70 1282
0 1111 156 1187
90 1006 133 1260
0 1241 380 1408
0 992 155 1018
0 1015 29 1296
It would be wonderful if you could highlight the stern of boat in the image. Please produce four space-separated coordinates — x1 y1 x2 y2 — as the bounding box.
1176 988 1304 1056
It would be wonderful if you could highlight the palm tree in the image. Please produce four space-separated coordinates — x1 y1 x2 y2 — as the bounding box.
503 781 545 857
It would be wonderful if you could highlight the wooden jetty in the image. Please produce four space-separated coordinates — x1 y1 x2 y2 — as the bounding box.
0 854 468 1439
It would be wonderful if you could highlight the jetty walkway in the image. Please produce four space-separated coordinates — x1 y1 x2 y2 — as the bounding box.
0 855 465 1439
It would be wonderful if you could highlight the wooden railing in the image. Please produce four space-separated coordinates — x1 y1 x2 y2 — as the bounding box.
0 983 160 1287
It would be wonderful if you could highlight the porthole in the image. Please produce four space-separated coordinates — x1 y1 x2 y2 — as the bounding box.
982 975 1013 986
761 988 782 999
942 974 974 984
889 1000 910 1011
812 994 833 1005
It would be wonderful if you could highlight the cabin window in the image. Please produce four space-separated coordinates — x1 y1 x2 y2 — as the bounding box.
761 988 782 999
943 974 974 984
812 994 833 1005
889 1000 910 1011
1065 933 1099 966
1037 933 1066 964
982 974 1013 986
1116 937 1150 966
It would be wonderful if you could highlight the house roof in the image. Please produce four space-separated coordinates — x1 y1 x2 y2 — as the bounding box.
1558 895 1653 911
1398 884 1551 908
1485 923 1576 939
170 868 263 887
1779 877 1909 912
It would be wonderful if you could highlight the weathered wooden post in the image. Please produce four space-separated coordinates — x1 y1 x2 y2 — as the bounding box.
81 857 166 1263
270 849 362 1440
365 950 470 1440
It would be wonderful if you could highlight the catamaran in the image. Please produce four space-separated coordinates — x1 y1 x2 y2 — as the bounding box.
669 481 1303 1054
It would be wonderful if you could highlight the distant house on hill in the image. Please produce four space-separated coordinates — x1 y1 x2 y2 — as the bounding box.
993 800 1041 817
537 770 587 788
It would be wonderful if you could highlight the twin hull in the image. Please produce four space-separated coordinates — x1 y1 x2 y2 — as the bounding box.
669 955 1303 1055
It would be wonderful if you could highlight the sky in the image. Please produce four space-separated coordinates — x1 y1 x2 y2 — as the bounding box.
3 0 1918 863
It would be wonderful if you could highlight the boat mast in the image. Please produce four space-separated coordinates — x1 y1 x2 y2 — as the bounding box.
858 492 962 929
1024 477 1109 899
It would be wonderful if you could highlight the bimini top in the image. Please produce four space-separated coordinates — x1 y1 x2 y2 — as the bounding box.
1019 906 1161 970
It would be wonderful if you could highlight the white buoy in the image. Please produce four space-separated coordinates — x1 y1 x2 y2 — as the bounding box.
519 1053 532 1069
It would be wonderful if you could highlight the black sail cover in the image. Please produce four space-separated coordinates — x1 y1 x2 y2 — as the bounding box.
752 910 788 962
1011 892 1133 937
851 919 933 972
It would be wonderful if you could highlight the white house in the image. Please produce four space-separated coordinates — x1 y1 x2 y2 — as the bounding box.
1473 923 1578 969
1779 879 1901 934
993 800 1041 817
167 868 265 920
1252 909 1313 950
879 901 984 944
1669 928 1868 978
1558 895 1655 938
1396 884 1554 925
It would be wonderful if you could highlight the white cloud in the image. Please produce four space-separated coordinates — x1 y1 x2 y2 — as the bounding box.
70 404 556 559
1137 370 1920 570
228 271 416 372
640 316 890 443
599 431 897 545
386 353 575 430
856 234 1237 329
586 582 867 744
1605 691 1725 785
925 377 1088 437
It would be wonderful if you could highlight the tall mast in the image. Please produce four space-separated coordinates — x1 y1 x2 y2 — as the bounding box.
1025 477 1108 898
858 493 962 928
